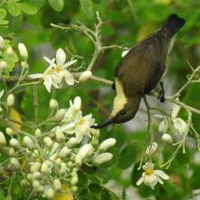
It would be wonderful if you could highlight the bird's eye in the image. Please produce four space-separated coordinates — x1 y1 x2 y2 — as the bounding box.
120 110 126 115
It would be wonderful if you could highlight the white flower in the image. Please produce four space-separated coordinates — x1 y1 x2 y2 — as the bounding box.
173 118 187 135
79 71 92 82
41 160 53 173
98 138 116 152
0 131 6 145
93 153 113 165
71 176 78 185
0 36 5 49
161 134 173 144
6 94 15 107
45 188 55 199
67 137 78 148
136 162 169 189
18 43 28 60
30 162 41 173
29 48 77 93
146 142 158 155
55 128 65 142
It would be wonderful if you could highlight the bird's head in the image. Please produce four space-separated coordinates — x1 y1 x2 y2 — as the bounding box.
91 96 141 129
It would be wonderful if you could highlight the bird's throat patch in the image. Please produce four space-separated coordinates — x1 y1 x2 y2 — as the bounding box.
111 78 128 117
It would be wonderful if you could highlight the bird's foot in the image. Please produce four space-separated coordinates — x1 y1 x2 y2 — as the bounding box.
158 82 165 103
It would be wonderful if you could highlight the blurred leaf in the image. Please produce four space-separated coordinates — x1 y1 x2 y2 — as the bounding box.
7 2 21 16
122 188 126 200
89 183 102 193
82 164 98 174
191 165 200 189
48 0 64 12
0 19 8 26
0 8 7 19
80 0 94 19
0 188 5 200
9 108 22 134
101 189 111 200
118 143 137 169
17 0 38 15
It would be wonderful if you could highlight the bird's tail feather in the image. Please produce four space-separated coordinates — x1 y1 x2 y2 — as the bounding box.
163 14 185 36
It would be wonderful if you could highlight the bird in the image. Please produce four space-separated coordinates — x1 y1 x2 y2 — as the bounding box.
91 14 185 129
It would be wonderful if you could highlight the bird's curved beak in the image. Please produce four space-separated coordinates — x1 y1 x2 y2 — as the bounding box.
91 117 114 129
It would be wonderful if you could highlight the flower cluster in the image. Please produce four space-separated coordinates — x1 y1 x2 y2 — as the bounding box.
0 96 116 199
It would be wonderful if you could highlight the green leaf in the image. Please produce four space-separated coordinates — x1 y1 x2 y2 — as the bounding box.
16 1 38 15
101 189 111 200
48 0 64 12
0 188 5 200
80 0 94 19
118 144 137 169
122 188 126 200
0 8 7 19
89 183 102 193
7 2 21 16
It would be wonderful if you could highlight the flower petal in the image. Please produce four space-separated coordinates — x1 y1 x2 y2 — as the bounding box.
64 70 74 85
154 170 169 180
143 162 154 171
62 59 77 69
156 176 164 184
43 77 52 93
136 177 144 186
56 48 66 66
28 73 43 79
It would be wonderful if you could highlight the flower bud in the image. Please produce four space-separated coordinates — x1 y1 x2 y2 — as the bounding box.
35 128 42 138
74 96 81 110
23 136 34 149
30 162 41 173
9 148 15 156
32 172 42 179
146 142 158 155
21 61 29 68
55 109 66 121
32 180 40 189
7 46 13 56
0 36 5 49
161 133 173 144
78 144 93 159
45 188 54 199
55 128 65 142
75 154 82 166
9 138 19 148
6 94 15 107
27 173 33 180
72 186 78 192
0 107 3 112
0 61 7 72
79 71 92 82
53 179 61 190
59 162 68 174
122 50 129 57
0 131 6 145
20 179 29 187
58 146 71 158
6 127 13 135
56 48 66 66
67 137 78 148
18 43 28 60
93 153 113 165
49 99 58 110
98 138 116 152
10 157 21 169
41 160 52 173
71 176 78 185
159 119 169 133
43 137 53 148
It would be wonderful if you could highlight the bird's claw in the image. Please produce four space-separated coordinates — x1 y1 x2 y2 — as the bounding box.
158 82 165 103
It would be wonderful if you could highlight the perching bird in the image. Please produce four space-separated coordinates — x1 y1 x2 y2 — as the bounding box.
91 14 185 129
